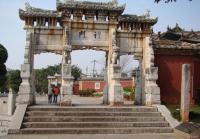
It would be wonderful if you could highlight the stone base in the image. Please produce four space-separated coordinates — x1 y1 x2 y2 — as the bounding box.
109 101 124 106
134 87 142 105
108 83 124 106
103 85 108 105
60 99 72 106
145 85 161 106
17 84 34 105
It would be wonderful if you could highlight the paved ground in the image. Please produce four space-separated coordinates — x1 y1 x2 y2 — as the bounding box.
1 133 187 139
35 95 134 106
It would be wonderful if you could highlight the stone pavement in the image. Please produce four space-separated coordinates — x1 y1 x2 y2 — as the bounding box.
35 95 134 106
35 95 102 106
1 133 187 139
176 123 200 139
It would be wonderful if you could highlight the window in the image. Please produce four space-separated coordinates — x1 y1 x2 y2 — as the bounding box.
95 82 100 90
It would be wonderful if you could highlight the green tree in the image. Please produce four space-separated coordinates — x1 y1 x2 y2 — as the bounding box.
0 44 8 93
35 65 61 94
0 44 8 64
34 64 82 94
71 65 82 81
7 70 22 93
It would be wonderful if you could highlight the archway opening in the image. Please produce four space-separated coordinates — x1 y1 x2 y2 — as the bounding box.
71 50 106 106
33 53 62 105
120 55 139 105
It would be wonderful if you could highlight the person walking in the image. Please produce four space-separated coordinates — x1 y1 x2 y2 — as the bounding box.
48 86 53 104
53 86 60 103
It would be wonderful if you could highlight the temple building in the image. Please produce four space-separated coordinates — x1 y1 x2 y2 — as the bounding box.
153 24 200 105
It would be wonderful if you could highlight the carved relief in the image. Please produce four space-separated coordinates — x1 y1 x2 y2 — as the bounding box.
79 30 86 38
111 46 120 64
112 30 117 47
94 31 101 39
63 46 72 64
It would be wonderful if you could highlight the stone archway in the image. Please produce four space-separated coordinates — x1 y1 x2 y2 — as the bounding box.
18 0 160 106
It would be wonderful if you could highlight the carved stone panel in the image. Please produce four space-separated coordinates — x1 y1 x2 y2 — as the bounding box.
32 28 64 54
71 29 109 47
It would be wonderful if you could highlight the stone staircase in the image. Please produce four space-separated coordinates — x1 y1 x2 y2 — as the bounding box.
9 106 173 134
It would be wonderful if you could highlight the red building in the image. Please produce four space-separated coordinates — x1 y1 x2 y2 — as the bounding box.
73 77 134 95
153 25 200 105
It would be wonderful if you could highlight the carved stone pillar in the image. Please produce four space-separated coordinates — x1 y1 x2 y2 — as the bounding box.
103 67 109 105
134 66 142 105
60 25 73 106
60 48 73 106
145 67 160 105
108 64 123 106
17 31 35 105
103 52 109 105
143 37 161 105
108 29 123 106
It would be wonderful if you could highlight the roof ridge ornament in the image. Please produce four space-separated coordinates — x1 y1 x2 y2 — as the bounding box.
144 9 150 18
25 2 31 11
112 0 118 6
64 0 74 3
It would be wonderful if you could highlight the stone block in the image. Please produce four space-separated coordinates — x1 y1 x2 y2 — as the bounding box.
20 64 31 78
17 85 33 104
109 83 124 106
60 98 72 106
61 85 73 96
103 85 108 104
145 85 161 105
62 64 72 77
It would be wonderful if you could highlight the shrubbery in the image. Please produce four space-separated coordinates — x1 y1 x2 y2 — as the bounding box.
79 89 96 97
123 86 135 101
195 89 200 105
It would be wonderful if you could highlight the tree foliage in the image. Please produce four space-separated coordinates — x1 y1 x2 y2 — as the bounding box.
71 65 82 81
0 75 7 93
0 44 8 64
0 44 8 93
7 70 22 93
0 64 82 94
0 64 7 75
35 65 61 94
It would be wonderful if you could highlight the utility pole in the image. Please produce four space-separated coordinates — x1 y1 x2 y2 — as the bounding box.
91 60 98 77
86 66 88 76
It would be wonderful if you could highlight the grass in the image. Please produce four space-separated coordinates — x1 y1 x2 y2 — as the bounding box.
166 104 200 123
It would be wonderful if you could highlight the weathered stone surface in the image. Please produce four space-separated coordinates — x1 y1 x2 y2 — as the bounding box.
134 67 142 105
10 106 173 134
18 0 160 106
181 64 191 123
7 89 16 116
60 98 72 106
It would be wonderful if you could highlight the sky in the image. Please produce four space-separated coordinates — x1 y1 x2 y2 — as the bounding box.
0 0 200 74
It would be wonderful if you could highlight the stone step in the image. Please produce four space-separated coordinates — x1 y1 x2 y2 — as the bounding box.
27 107 158 112
23 116 166 122
25 111 161 117
9 127 173 134
22 122 170 128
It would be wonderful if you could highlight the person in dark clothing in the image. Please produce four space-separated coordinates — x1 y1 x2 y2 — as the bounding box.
48 86 53 104
53 86 60 103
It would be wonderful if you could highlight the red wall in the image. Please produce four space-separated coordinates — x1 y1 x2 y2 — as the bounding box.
155 54 200 105
81 80 105 92
73 79 133 94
